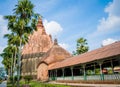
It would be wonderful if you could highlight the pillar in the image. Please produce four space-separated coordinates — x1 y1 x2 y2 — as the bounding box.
83 64 86 80
48 70 51 80
51 70 53 80
62 68 64 80
71 67 74 80
94 63 96 74
53 70 56 80
55 70 57 80
99 61 104 80
110 59 114 74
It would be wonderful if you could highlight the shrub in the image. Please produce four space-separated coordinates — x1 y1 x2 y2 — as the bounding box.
24 75 33 83
0 77 2 84
95 68 100 74
9 76 13 83
14 75 22 81
9 75 22 84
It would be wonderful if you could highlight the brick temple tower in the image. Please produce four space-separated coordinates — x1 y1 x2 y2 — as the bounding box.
21 18 53 78
21 18 71 80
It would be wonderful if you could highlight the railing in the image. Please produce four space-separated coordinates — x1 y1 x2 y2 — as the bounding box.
87 75 101 80
57 77 64 80
74 76 84 80
52 74 120 81
104 74 120 80
64 76 72 80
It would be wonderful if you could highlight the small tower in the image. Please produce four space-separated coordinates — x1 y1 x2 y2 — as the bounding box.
54 38 58 45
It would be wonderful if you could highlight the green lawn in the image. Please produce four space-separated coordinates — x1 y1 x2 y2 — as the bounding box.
7 80 71 87
30 81 71 87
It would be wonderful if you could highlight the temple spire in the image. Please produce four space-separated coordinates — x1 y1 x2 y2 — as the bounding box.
37 16 46 35
54 38 58 45
37 17 44 28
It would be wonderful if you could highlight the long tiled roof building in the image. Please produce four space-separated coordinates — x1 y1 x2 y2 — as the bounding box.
48 41 120 81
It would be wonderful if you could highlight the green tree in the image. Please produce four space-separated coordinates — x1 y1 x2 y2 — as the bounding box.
0 46 14 76
73 37 89 55
4 0 39 86
4 33 28 86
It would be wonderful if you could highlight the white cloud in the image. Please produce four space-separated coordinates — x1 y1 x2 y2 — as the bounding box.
105 0 120 17
43 19 63 37
59 43 69 50
97 0 120 32
0 15 9 37
97 16 120 32
102 38 117 46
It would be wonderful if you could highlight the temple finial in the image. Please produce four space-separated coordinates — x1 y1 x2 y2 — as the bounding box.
54 38 58 45
37 16 43 28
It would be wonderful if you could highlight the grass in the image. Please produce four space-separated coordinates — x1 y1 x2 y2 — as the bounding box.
7 80 25 87
30 81 71 87
7 80 95 87
7 80 71 87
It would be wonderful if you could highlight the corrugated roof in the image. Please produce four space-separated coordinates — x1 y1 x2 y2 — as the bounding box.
49 41 120 70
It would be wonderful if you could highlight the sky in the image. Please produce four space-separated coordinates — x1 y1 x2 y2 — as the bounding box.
0 0 120 67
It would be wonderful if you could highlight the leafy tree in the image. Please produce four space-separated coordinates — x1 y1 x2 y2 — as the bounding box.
3 33 28 86
73 37 89 55
0 46 14 76
4 0 39 86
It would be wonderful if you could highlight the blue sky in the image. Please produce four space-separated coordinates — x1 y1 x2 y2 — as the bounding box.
0 0 120 67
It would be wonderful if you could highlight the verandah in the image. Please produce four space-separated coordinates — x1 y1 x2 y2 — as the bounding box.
49 56 120 81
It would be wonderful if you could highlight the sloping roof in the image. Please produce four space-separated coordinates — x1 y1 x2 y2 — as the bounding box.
37 39 72 67
49 41 120 70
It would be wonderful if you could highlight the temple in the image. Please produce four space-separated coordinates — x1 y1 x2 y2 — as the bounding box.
21 18 71 80
21 18 120 82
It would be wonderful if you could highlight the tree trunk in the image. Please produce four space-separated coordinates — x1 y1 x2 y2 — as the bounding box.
13 48 17 87
17 37 22 87
11 53 14 87
11 53 13 77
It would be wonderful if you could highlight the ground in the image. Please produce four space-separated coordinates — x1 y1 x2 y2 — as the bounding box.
0 81 7 87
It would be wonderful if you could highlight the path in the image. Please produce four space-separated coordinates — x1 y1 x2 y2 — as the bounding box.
49 81 120 87
0 81 7 87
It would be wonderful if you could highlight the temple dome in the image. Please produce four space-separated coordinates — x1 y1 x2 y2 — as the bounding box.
38 39 72 65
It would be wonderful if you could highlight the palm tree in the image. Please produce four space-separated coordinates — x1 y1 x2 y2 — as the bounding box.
76 37 89 54
73 37 89 55
0 46 14 76
4 33 29 86
4 33 19 76
4 0 39 86
0 45 17 87
0 52 11 76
